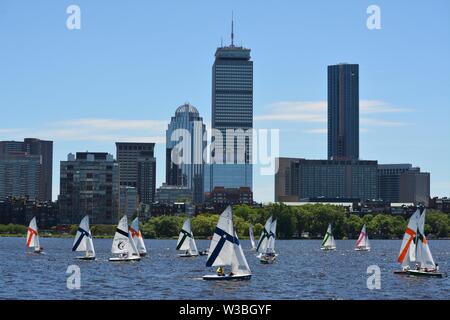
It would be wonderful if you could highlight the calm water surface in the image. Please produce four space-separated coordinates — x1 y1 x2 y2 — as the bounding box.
0 237 449 300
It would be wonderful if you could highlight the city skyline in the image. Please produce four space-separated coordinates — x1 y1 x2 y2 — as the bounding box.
0 0 449 202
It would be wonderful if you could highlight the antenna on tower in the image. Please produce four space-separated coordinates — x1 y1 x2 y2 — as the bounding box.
231 11 234 46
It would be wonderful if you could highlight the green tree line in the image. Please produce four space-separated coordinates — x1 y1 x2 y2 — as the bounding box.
1 204 449 239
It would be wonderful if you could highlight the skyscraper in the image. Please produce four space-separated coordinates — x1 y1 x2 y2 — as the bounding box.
328 63 359 160
116 142 156 205
0 138 53 202
209 18 253 192
166 103 206 204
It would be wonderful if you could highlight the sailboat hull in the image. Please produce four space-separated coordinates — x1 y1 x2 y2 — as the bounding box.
177 253 199 258
407 270 446 278
202 274 252 281
76 256 96 260
109 256 141 262
139 252 147 257
354 247 370 252
321 247 336 251
393 270 409 275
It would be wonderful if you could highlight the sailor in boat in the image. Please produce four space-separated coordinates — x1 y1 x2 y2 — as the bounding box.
216 267 225 276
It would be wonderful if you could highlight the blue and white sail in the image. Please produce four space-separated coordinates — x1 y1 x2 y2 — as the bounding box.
111 216 139 257
256 216 273 253
205 206 251 275
176 218 198 256
266 219 277 254
416 209 436 270
72 215 95 258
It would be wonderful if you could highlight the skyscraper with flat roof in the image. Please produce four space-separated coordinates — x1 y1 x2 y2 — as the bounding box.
209 18 253 192
116 142 156 205
328 63 359 160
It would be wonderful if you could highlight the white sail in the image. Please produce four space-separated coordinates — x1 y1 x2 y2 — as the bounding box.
397 209 420 267
249 224 256 250
231 231 251 276
112 216 139 256
266 219 277 253
416 210 436 270
322 224 336 249
355 224 370 249
26 217 40 250
72 215 95 257
130 217 147 255
177 218 198 255
206 206 235 267
256 216 273 253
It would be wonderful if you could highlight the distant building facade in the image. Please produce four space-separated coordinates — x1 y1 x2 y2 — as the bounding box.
166 103 206 204
155 183 193 204
205 186 253 206
119 186 138 218
275 157 378 202
116 142 156 205
0 197 57 227
0 138 53 201
0 152 41 201
59 152 119 224
328 64 359 160
399 170 430 206
209 27 253 192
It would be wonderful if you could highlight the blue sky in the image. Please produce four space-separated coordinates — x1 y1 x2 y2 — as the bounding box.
0 0 449 202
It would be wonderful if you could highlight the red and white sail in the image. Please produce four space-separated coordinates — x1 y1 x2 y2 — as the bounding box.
355 224 370 250
130 217 147 255
26 216 40 251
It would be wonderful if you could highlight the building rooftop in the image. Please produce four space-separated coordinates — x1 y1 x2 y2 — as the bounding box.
175 103 199 116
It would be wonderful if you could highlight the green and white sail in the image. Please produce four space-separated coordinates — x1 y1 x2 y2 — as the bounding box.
256 216 273 253
321 224 336 250
176 218 198 256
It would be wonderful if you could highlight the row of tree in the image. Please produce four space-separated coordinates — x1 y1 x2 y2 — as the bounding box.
140 204 450 240
1 204 449 239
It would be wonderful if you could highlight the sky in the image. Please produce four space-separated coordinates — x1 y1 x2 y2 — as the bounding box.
0 0 449 203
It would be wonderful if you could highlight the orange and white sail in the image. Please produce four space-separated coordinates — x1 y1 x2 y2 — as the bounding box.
130 217 147 256
26 217 41 251
397 209 420 267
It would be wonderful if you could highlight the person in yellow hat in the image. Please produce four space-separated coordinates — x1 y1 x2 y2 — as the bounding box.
216 266 225 276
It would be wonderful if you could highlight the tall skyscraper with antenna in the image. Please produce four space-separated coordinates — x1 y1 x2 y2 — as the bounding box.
206 15 253 193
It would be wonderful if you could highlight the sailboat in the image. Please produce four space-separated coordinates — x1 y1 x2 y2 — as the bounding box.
259 219 278 264
321 224 336 251
395 209 420 275
72 215 95 260
176 218 199 257
354 224 371 251
109 216 141 262
26 217 43 254
130 217 147 257
249 224 256 251
203 206 252 281
256 216 273 254
407 209 446 278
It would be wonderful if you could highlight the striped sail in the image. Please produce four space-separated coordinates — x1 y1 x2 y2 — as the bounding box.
355 224 370 249
321 224 336 249
256 216 273 253
112 216 139 256
130 217 147 255
266 219 277 254
72 215 95 257
397 209 420 267
176 218 198 256
26 217 40 251
206 207 235 267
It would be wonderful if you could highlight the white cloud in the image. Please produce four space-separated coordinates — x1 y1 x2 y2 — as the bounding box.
256 100 413 128
0 118 167 143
